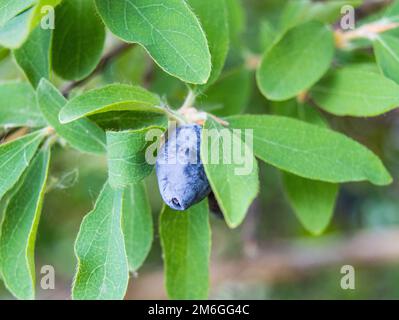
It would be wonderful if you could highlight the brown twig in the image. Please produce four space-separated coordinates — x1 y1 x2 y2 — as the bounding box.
61 42 133 97
335 19 399 48
1 127 28 144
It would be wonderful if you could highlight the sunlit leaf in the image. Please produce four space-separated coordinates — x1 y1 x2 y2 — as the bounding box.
95 0 211 84
0 0 35 27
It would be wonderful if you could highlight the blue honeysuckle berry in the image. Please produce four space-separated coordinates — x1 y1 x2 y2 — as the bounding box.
156 124 211 211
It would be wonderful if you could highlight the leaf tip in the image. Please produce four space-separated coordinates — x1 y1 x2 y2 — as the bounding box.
58 108 71 124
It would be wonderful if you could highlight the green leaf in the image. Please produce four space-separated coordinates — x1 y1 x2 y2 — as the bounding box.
259 20 277 53
310 65 399 116
373 34 399 84
187 0 229 88
0 82 46 128
0 45 8 61
0 0 35 27
0 130 46 201
90 110 168 131
13 25 52 88
279 0 313 31
279 0 363 31
225 0 245 47
227 115 392 186
0 8 33 49
257 21 334 101
103 46 151 85
384 0 399 18
201 118 259 228
52 0 105 81
0 146 50 300
95 0 211 84
72 182 129 300
37 79 106 154
160 200 210 300
122 181 153 272
59 84 163 124
282 173 338 235
107 126 164 189
278 102 338 235
199 68 251 116
272 100 328 128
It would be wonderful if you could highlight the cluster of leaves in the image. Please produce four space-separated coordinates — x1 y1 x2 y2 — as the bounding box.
0 0 397 300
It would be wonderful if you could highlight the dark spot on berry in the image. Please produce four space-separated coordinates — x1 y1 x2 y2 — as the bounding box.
171 197 181 208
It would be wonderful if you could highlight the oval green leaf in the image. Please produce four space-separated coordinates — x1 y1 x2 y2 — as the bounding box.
282 172 338 235
0 0 61 49
14 25 52 88
95 0 211 84
90 110 168 132
0 146 50 300
59 84 163 124
201 118 259 228
228 115 392 186
52 0 105 81
310 65 399 116
72 182 129 300
0 0 35 27
257 21 334 101
226 0 245 47
273 101 338 235
0 8 33 49
187 0 229 88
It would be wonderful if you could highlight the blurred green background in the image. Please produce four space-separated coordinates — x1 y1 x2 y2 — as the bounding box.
1 0 399 300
